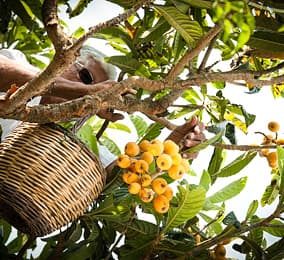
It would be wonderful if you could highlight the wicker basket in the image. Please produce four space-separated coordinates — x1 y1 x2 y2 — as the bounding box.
0 122 106 237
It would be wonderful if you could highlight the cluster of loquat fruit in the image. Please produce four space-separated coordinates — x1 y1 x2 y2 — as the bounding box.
116 139 190 214
259 121 284 169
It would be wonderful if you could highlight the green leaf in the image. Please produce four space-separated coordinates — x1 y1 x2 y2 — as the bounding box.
100 136 121 156
261 178 279 207
141 123 164 141
277 146 284 196
108 122 131 133
155 6 203 46
130 114 148 138
72 26 85 39
208 147 224 182
213 151 257 178
207 177 247 204
76 124 99 155
164 186 206 233
113 219 158 239
199 170 211 191
248 31 284 52
184 130 223 154
245 200 258 221
223 211 241 229
239 235 267 259
263 220 284 237
199 212 223 235
107 56 146 75
179 0 212 9
69 0 93 17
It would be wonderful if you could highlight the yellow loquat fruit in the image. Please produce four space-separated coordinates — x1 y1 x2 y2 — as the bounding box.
134 159 149 174
162 186 174 200
125 141 140 157
171 153 182 165
276 139 284 145
163 140 179 156
260 149 270 157
214 244 226 258
128 182 141 194
125 171 140 184
195 234 201 244
268 121 280 132
141 151 154 164
220 238 232 245
156 153 173 170
210 251 216 260
151 178 168 195
148 139 164 156
139 139 151 152
153 195 170 214
267 151 278 165
139 188 154 203
116 154 131 168
140 174 152 187
181 158 190 172
168 165 185 180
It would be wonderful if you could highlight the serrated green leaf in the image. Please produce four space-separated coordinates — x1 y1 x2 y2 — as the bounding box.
179 0 212 9
213 151 257 178
130 114 148 138
199 212 223 235
261 180 279 207
155 6 203 46
164 186 206 233
108 122 131 133
208 147 224 183
76 124 99 155
263 220 284 237
248 31 284 52
106 55 143 74
100 136 121 156
199 170 211 191
184 130 223 155
245 200 258 221
141 123 164 141
207 177 247 203
277 146 284 196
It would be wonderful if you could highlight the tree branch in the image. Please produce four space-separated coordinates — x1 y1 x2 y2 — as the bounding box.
166 23 223 81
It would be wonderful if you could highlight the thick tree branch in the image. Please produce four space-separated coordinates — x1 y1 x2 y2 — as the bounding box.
1 66 284 123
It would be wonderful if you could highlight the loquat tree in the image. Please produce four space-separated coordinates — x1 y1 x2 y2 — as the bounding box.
0 0 284 259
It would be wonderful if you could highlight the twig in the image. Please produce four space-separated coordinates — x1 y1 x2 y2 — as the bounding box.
198 35 218 72
145 113 177 130
166 23 223 81
212 143 281 151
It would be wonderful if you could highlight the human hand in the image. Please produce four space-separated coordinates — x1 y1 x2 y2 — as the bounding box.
166 116 206 160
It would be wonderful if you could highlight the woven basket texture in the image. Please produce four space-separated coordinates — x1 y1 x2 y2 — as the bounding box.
0 122 106 237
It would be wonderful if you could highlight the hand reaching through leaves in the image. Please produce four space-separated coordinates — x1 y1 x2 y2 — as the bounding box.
166 116 206 160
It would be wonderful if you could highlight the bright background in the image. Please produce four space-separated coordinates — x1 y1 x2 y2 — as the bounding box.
58 1 284 259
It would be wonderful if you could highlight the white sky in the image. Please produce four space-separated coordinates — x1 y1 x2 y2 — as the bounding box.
59 1 284 259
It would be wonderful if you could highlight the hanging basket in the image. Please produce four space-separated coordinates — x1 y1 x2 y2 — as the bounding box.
0 122 106 237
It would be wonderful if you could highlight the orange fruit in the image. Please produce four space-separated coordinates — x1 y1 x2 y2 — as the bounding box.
139 140 151 152
134 159 149 174
268 121 280 132
214 244 226 258
125 142 140 156
171 153 182 165
139 188 154 203
163 140 179 156
116 154 131 168
168 165 185 180
156 154 173 170
153 195 170 214
162 186 174 200
148 139 164 156
128 182 141 194
151 178 167 195
141 151 154 164
140 174 152 187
